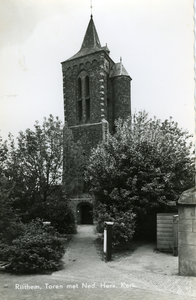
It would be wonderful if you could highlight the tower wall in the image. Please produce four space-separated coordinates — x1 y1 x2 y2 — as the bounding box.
112 76 131 120
62 51 113 154
62 53 112 123
61 16 131 224
69 122 103 156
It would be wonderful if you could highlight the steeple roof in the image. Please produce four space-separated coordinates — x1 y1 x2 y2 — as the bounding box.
66 15 110 61
81 15 101 50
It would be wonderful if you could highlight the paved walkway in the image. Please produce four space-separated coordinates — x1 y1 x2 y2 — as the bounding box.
1 225 196 300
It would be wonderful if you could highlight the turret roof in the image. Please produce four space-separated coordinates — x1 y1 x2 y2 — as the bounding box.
110 58 131 78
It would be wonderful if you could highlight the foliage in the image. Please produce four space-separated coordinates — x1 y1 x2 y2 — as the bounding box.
86 111 194 239
5 115 64 209
2 115 83 226
14 186 77 234
1 219 66 274
95 203 136 248
0 175 22 245
44 199 76 234
0 137 24 245
0 127 74 273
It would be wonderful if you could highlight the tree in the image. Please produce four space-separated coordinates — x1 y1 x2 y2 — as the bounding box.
5 115 63 215
0 137 24 247
4 115 84 224
0 126 78 271
85 111 195 239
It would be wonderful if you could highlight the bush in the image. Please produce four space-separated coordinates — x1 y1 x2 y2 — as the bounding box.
95 204 136 248
17 199 77 234
0 220 25 246
0 242 12 261
4 219 66 274
45 200 76 234
112 211 136 248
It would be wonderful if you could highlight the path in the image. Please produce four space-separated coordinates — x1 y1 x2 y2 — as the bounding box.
1 225 196 300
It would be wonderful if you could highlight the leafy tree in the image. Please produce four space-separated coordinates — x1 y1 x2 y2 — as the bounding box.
85 111 194 239
4 115 64 219
0 137 24 247
4 115 84 225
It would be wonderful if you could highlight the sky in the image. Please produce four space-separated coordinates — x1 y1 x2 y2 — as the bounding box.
0 0 195 142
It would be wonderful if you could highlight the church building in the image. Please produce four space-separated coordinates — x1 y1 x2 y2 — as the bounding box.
61 14 132 224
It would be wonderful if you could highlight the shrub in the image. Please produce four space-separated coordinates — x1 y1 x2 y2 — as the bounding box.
17 199 77 234
5 219 66 274
95 204 136 248
0 242 12 261
45 200 77 234
112 211 136 248
0 220 25 246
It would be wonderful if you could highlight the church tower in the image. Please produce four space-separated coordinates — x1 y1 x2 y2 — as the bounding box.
61 15 132 224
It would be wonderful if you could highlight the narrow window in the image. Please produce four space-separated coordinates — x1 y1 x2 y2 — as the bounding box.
86 98 90 122
85 76 90 122
78 100 82 123
78 78 82 123
78 78 82 98
85 76 89 97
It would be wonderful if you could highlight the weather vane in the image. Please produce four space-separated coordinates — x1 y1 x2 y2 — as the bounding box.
90 0 93 17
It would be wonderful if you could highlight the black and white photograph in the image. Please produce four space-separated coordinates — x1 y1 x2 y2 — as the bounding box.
0 1 195 299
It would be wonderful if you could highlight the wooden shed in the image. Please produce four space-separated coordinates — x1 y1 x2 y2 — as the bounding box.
157 213 178 252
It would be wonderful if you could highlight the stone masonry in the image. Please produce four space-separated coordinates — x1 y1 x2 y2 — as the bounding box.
178 187 196 276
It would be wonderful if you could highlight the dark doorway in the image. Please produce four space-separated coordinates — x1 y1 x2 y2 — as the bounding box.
81 204 93 224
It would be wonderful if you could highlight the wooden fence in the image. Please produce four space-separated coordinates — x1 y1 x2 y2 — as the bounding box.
157 213 178 255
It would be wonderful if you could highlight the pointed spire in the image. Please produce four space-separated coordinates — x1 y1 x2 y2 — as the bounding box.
80 15 101 51
65 15 110 61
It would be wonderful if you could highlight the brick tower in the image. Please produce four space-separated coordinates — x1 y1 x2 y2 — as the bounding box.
61 15 132 224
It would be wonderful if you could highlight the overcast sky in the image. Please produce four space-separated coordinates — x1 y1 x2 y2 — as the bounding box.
0 0 195 141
